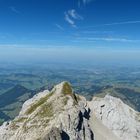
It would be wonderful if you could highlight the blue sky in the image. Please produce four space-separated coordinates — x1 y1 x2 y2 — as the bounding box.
0 0 140 63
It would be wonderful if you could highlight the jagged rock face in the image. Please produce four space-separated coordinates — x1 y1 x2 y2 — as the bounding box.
43 127 63 140
0 82 94 140
0 82 140 140
88 95 140 140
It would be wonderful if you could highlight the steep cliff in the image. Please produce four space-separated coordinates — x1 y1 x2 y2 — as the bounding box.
88 95 140 140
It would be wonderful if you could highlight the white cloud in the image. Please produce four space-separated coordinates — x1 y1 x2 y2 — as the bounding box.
103 20 140 26
76 37 140 43
68 9 83 20
64 9 83 27
80 30 113 34
78 0 93 7
55 24 64 30
9 6 20 14
82 20 140 29
82 0 93 4
64 12 76 27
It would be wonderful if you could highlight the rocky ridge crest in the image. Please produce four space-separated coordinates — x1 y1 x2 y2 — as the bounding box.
0 82 140 140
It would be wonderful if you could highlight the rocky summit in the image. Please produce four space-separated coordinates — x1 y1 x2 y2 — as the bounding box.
0 82 140 140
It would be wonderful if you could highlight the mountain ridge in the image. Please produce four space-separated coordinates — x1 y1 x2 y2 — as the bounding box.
0 81 140 140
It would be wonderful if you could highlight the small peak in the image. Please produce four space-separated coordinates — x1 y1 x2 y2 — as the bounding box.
51 82 78 105
51 81 73 95
61 81 73 95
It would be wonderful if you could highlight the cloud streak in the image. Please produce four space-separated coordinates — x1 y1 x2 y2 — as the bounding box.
10 6 20 14
55 24 64 30
78 0 93 7
103 20 140 26
68 9 83 20
76 37 140 43
82 20 140 29
64 9 83 27
64 12 75 27
82 0 93 4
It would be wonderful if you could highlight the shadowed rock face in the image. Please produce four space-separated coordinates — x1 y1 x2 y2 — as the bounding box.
44 128 71 140
44 127 62 140
44 127 70 140
0 82 140 140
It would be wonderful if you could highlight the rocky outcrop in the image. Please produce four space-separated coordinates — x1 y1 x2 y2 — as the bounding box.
88 95 140 140
0 82 94 140
0 82 140 140
43 127 64 140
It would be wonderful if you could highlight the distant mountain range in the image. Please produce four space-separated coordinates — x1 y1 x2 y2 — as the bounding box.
0 85 34 124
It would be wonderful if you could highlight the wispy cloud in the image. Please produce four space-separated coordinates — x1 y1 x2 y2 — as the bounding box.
78 0 93 7
64 9 83 27
82 0 93 5
80 30 113 34
82 20 140 28
76 37 140 43
64 12 76 27
103 20 140 26
9 6 20 14
55 24 64 30
68 9 83 20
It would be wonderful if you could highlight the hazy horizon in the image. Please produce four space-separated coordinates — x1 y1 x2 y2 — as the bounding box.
0 0 140 66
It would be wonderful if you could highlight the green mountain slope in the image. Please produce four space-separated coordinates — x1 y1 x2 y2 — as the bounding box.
0 85 34 124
